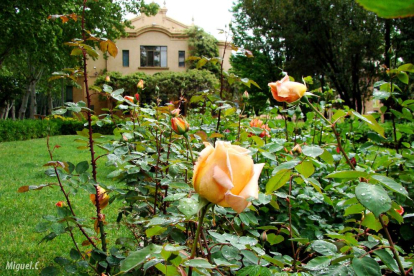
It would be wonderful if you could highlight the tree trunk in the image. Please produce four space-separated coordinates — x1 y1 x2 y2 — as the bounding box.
0 106 5 119
19 85 31 119
11 100 15 120
47 89 53 115
4 102 10 119
61 79 65 105
29 80 37 119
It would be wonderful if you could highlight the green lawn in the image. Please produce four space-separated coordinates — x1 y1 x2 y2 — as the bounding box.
0 135 127 275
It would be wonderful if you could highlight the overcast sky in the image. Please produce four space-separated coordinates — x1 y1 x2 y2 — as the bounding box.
126 0 235 40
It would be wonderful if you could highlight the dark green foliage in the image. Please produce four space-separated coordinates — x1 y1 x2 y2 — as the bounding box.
0 118 115 142
231 0 384 112
94 69 219 104
185 26 220 74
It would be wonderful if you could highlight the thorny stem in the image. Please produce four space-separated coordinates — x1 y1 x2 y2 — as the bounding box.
288 175 297 271
47 135 97 248
303 96 355 170
379 215 406 275
81 0 107 253
163 130 173 214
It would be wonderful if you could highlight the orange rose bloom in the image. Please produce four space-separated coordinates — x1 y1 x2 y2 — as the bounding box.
268 75 306 103
193 141 264 213
249 118 270 138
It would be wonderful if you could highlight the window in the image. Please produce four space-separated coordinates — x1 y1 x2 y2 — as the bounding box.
122 50 129 67
140 46 167 67
66 86 73 102
178 51 185 67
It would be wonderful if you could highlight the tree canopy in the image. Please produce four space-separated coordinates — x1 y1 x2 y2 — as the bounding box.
231 0 385 112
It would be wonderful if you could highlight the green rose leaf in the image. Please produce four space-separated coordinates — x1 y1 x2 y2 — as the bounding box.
352 256 381 276
355 182 391 218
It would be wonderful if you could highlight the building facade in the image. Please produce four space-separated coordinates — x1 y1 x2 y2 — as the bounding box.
72 5 231 114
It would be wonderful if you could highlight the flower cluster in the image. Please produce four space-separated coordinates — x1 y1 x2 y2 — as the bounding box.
249 118 271 138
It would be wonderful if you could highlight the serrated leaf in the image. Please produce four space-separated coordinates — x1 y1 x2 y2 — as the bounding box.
351 256 381 276
325 171 369 179
361 212 382 232
311 240 337 256
355 183 391 218
120 244 162 272
266 169 291 194
302 145 324 158
371 175 409 198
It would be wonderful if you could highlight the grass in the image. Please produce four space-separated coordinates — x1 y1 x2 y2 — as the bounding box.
0 135 129 275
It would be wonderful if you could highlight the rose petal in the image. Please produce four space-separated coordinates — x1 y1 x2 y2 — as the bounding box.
238 163 264 200
192 143 214 190
213 165 234 190
225 192 250 214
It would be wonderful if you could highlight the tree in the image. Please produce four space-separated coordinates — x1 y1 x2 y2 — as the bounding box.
231 0 384 112
185 26 220 74
0 0 158 119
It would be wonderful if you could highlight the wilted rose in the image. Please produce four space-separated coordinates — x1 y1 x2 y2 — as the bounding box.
90 186 109 210
268 75 306 103
171 117 189 135
193 141 264 213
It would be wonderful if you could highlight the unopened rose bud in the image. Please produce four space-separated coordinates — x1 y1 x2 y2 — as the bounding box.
55 201 64 207
105 75 110 82
137 79 144 89
243 91 249 99
350 157 357 167
171 109 180 117
124 96 134 103
261 231 267 242
268 74 306 103
134 93 139 103
171 117 189 135
292 144 302 154
395 205 404 215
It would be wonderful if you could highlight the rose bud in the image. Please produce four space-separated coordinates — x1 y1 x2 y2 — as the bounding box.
292 144 302 154
395 206 404 215
192 141 264 213
124 96 134 103
105 75 110 82
243 91 249 99
171 117 189 135
55 201 64 207
268 75 306 103
350 157 357 167
171 108 181 117
134 93 139 103
90 186 109 210
137 79 144 89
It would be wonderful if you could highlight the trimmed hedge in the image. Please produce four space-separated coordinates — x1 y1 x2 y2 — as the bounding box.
0 119 116 142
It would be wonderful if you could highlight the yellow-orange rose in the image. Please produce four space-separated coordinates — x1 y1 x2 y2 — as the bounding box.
268 75 306 103
90 186 109 209
193 141 264 213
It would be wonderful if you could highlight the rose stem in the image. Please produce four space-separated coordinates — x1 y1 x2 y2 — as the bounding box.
303 96 355 170
379 215 406 275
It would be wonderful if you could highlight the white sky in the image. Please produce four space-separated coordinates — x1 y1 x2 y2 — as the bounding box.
126 0 235 41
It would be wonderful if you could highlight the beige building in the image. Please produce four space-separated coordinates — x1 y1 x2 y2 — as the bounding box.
72 5 231 113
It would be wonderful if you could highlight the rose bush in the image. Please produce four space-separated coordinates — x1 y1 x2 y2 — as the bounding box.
192 141 264 213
